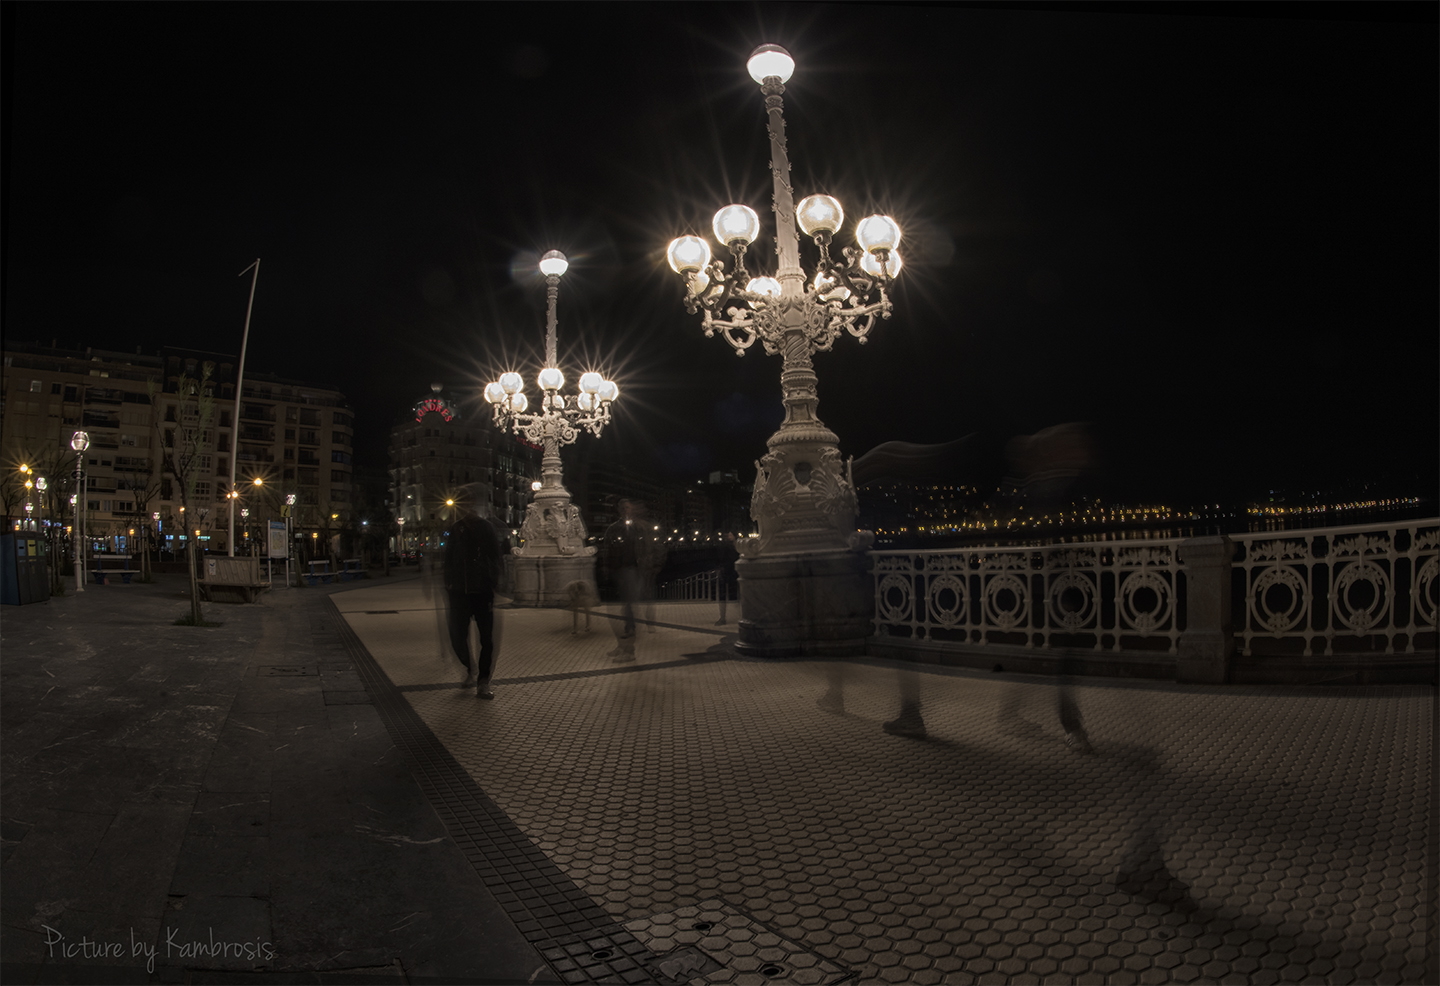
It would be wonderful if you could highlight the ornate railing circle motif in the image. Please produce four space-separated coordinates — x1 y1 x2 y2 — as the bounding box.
1252 564 1309 634
877 573 914 625
1332 560 1391 632
1119 570 1171 633
1046 571 1096 631
984 573 1030 631
926 574 968 627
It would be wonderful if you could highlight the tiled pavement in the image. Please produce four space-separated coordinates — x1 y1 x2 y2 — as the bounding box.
335 576 1436 985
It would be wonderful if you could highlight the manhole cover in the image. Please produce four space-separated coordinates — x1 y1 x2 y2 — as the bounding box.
258 665 318 676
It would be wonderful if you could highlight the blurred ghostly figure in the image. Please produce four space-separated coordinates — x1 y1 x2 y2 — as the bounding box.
602 499 642 661
883 664 926 740
996 657 1092 754
816 660 927 740
443 507 503 698
1004 422 1096 508
1111 746 1200 913
637 502 667 632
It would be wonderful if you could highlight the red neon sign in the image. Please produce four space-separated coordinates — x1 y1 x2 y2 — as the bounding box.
414 397 457 423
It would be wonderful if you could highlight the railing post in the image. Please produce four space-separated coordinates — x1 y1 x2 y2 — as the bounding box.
1177 535 1234 683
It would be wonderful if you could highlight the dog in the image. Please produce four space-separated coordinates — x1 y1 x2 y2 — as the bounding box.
563 580 601 634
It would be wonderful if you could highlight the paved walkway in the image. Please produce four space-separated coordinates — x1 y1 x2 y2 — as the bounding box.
2 571 1435 984
1 573 552 985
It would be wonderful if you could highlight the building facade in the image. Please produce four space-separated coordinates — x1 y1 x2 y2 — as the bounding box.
388 385 540 552
1 340 353 561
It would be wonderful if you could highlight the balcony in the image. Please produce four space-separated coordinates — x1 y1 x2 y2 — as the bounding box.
240 405 276 422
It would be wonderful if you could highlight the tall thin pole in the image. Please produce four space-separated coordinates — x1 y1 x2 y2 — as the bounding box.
229 259 260 556
73 453 85 592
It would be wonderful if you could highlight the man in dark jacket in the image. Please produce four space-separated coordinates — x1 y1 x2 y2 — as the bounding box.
443 509 502 698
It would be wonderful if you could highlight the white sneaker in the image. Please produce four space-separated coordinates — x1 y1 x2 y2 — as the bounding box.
477 679 494 699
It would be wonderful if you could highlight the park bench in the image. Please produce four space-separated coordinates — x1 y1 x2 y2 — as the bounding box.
305 560 334 586
338 558 364 582
200 555 268 603
93 553 135 585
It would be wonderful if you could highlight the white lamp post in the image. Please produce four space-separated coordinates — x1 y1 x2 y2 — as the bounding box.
665 44 904 656
484 250 620 605
71 431 89 591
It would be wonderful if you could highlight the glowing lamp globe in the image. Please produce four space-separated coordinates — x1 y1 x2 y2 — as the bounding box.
484 381 506 404
578 371 603 394
577 392 598 412
747 44 795 84
813 269 851 302
746 276 782 304
538 366 564 391
499 372 524 395
538 249 569 277
597 380 619 403
712 204 760 248
546 394 566 411
856 215 902 254
508 392 528 413
71 431 90 452
667 235 711 275
860 250 903 279
797 194 844 236
688 270 711 296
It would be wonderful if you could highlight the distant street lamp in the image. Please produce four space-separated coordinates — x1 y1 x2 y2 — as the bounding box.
484 250 620 604
71 431 90 591
35 476 47 537
665 44 904 656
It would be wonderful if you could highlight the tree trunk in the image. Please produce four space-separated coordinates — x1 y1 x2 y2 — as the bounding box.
187 535 202 624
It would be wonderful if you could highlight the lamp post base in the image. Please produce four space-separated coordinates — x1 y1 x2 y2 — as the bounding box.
735 549 873 658
509 553 596 608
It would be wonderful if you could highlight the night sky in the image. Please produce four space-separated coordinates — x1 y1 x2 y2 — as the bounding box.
5 3 1436 506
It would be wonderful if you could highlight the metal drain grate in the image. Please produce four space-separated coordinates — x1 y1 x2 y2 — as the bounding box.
625 900 852 985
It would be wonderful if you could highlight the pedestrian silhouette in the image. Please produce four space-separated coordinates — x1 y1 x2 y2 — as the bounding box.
443 508 502 698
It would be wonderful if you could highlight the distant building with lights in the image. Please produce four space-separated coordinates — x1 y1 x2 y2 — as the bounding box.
387 384 540 549
1 340 353 558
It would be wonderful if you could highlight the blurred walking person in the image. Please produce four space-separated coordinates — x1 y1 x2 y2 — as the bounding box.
602 499 641 661
444 507 503 698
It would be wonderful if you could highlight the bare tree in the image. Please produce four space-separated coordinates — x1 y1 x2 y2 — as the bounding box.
149 363 217 624
117 470 162 582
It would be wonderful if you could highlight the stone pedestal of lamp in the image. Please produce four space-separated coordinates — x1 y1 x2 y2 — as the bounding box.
733 366 875 658
508 472 596 608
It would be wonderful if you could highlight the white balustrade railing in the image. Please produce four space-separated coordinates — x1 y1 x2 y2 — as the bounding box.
870 539 1187 652
659 569 736 602
1233 519 1438 657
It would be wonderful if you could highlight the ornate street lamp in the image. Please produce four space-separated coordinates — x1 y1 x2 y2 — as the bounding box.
483 250 620 605
665 44 903 656
71 431 90 592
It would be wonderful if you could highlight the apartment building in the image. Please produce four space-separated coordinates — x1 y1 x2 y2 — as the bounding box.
1 340 353 557
388 385 539 548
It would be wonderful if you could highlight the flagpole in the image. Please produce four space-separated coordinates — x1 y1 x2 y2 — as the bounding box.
229 258 260 557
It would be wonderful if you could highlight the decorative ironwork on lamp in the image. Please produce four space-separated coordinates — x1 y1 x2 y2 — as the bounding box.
482 250 619 560
664 44 904 560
